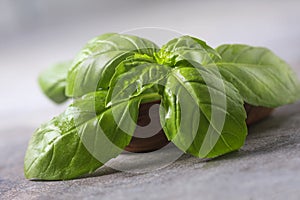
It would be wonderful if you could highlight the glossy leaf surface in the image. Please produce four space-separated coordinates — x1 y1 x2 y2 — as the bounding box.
214 44 300 107
25 91 140 180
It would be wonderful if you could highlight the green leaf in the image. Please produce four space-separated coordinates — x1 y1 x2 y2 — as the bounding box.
67 51 134 97
155 36 221 66
106 54 171 106
66 33 159 97
38 61 72 103
160 66 247 158
24 91 140 180
213 44 300 107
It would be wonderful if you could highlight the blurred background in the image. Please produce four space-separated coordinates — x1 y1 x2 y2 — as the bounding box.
1 0 300 130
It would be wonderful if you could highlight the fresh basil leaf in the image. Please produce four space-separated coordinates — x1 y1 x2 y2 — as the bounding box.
67 51 134 97
106 54 170 106
66 33 159 97
214 44 300 107
24 91 140 180
38 61 72 103
108 53 157 80
155 36 221 66
160 66 247 158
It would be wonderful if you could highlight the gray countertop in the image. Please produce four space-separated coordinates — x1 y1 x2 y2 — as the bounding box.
1 102 300 200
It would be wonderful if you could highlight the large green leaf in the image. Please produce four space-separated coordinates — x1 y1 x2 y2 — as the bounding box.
213 44 300 107
24 91 140 180
155 36 221 66
160 66 247 158
66 33 159 97
38 61 72 103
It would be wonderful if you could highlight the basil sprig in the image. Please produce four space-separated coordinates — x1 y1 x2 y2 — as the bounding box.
25 33 300 180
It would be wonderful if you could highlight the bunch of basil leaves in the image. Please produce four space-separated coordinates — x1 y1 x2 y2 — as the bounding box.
25 33 300 180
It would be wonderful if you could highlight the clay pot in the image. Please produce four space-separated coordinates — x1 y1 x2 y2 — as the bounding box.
125 101 274 153
244 104 274 126
124 101 167 153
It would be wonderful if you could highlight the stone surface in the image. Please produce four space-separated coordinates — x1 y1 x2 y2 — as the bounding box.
1 102 300 200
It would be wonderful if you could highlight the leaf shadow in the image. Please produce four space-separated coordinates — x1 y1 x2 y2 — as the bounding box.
81 166 120 179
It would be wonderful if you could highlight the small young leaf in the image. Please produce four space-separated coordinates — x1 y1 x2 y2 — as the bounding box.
156 36 221 66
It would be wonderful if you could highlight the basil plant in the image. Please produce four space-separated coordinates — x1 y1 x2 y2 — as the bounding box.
25 33 300 180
